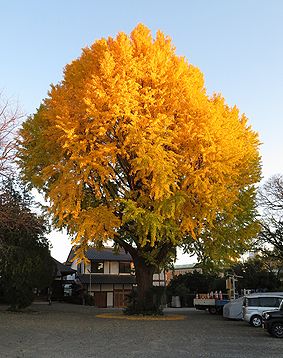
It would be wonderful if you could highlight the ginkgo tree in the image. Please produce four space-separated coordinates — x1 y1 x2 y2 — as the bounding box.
183 186 260 271
18 24 261 312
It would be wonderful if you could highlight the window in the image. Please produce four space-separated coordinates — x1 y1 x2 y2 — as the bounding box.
91 261 104 273
260 297 282 307
247 297 260 306
119 262 131 273
63 284 72 297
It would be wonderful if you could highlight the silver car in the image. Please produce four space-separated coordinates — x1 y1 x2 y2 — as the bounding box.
243 293 283 327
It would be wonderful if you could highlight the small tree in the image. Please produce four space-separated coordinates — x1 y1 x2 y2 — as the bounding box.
258 175 283 215
0 180 55 310
257 175 283 260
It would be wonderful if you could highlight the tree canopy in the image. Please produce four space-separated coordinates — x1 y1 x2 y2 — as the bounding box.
17 24 261 311
232 257 281 292
0 180 55 310
257 174 283 260
0 93 20 178
167 271 226 297
184 186 260 270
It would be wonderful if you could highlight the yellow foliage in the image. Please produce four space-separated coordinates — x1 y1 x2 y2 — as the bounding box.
18 24 261 261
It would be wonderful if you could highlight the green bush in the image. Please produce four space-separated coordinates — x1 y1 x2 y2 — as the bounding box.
124 287 164 316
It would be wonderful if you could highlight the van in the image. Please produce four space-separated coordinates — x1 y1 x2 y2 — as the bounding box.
243 293 283 327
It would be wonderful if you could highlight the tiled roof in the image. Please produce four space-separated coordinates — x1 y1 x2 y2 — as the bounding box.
52 258 76 277
78 274 136 284
67 247 132 263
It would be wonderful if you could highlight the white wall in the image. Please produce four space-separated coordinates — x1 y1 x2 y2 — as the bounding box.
153 272 165 280
71 259 77 270
90 284 101 292
84 262 90 273
104 261 110 274
110 261 119 274
107 292 113 307
101 284 114 291
83 261 120 274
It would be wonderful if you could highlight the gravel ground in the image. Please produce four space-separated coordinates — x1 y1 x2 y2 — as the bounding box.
0 303 281 358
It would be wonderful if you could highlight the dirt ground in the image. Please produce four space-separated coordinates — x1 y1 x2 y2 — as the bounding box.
0 302 281 357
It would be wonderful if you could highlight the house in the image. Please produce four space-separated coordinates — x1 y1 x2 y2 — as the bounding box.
33 258 76 302
66 247 166 308
51 258 77 300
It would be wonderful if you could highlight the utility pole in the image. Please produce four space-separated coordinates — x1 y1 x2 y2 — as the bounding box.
87 268 92 296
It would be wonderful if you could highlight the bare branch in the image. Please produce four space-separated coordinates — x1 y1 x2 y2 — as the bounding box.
0 93 23 178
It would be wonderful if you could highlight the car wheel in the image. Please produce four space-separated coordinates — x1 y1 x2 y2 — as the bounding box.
208 307 217 314
250 315 262 327
271 322 283 338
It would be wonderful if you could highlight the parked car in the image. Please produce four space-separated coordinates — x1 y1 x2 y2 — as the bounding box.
243 293 283 327
223 297 244 320
262 301 283 338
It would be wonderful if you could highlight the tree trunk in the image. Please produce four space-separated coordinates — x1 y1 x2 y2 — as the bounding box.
114 237 168 314
133 256 156 313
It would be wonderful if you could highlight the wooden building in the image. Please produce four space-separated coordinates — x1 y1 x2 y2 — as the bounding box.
66 247 165 308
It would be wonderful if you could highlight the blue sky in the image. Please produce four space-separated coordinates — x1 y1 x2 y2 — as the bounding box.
1 0 283 262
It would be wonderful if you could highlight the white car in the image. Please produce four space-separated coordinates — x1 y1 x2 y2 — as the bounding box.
243 293 283 327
